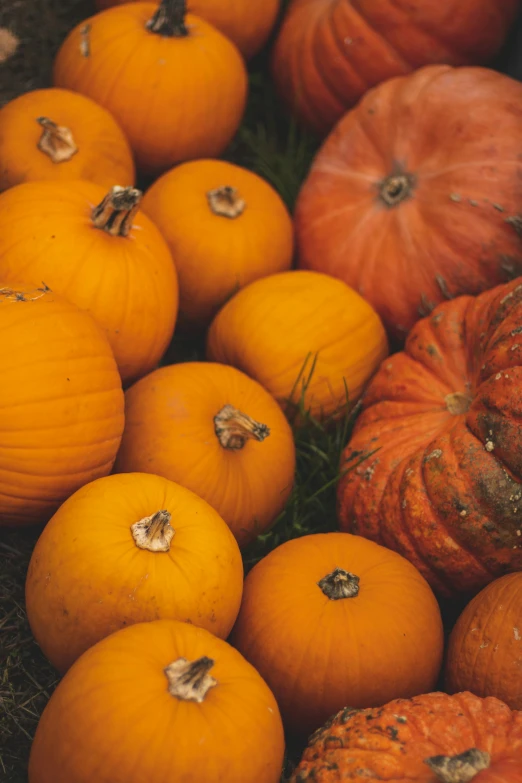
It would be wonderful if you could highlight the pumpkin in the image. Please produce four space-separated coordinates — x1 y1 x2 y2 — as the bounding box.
0 284 124 527
0 87 134 191
0 180 178 385
230 532 443 737
26 472 243 673
28 620 285 783
337 279 522 598
114 362 295 547
271 1 520 136
141 159 294 331
445 573 522 710
53 0 247 177
295 65 522 342
291 691 522 783
206 270 388 421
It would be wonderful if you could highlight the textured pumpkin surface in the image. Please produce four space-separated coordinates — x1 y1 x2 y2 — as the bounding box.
28 620 285 783
0 179 178 385
207 270 388 420
0 284 124 527
446 573 522 710
0 87 134 191
230 532 443 737
337 279 522 597
291 691 522 782
295 65 522 341
141 159 294 331
26 472 243 673
272 1 520 136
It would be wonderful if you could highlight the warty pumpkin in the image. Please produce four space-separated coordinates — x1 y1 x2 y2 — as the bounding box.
230 532 443 737
206 270 388 421
337 279 522 597
272 1 520 136
114 362 296 548
295 65 522 342
28 620 285 783
0 179 178 385
141 159 294 331
0 284 124 527
0 87 134 191
291 691 522 783
53 0 247 177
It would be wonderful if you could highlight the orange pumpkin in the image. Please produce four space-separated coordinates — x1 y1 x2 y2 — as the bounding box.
53 1 247 177
28 620 285 783
114 362 295 548
230 532 444 737
206 270 389 421
0 87 134 191
0 180 178 385
141 159 294 331
0 284 124 527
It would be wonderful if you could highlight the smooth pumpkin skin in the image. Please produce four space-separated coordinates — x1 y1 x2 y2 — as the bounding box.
337 279 522 597
28 620 285 783
295 65 522 341
26 472 243 674
291 691 522 782
230 532 444 737
206 270 388 420
0 284 124 527
53 3 248 176
114 362 296 548
272 0 520 136
0 88 134 191
141 159 294 331
0 179 178 385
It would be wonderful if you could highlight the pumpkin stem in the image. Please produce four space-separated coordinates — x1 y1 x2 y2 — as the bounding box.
147 0 188 37
207 186 246 219
445 392 472 416
130 510 174 553
214 404 270 450
318 568 360 600
165 656 218 702
424 749 490 783
36 117 78 163
379 172 416 208
91 185 142 237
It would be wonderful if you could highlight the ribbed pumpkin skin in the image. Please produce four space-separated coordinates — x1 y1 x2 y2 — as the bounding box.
445 573 522 710
0 285 124 527
28 620 285 783
0 180 178 385
291 691 522 783
272 0 520 136
230 532 443 737
337 279 522 597
0 88 134 191
26 472 243 673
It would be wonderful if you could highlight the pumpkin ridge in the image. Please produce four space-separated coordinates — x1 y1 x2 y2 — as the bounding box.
344 0 417 71
306 15 347 118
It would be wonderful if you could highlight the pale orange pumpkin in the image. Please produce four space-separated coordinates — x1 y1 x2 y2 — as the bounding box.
141 159 294 331
0 180 178 385
0 87 134 191
206 270 389 420
114 362 296 548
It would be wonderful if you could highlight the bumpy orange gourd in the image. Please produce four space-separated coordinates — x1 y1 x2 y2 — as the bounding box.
207 270 388 420
26 472 243 673
141 159 294 331
0 284 124 527
28 620 285 783
0 88 134 191
231 532 444 737
53 1 247 176
114 362 295 548
0 180 178 385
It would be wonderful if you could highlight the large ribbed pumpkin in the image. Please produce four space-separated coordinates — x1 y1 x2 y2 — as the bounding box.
338 279 522 597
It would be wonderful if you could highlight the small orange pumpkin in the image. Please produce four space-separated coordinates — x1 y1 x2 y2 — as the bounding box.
114 362 296 548
206 270 389 420
0 180 178 385
141 159 294 331
28 620 285 783
0 87 134 191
